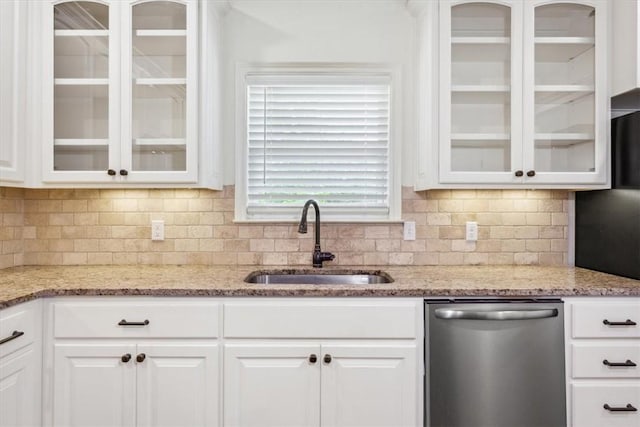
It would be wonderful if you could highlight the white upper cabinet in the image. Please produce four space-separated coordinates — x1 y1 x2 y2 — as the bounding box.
611 0 640 97
433 0 608 188
41 0 198 184
0 0 27 185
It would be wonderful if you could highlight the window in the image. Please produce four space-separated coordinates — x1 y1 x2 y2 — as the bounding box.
236 68 400 221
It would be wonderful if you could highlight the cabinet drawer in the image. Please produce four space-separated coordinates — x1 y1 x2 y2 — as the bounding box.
53 301 220 338
572 302 640 338
224 300 418 339
0 301 38 357
572 344 640 379
572 383 640 427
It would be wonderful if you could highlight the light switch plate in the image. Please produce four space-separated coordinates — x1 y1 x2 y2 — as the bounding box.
151 220 165 241
403 221 416 241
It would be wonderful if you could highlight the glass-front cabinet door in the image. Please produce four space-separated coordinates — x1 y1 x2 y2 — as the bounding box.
523 0 606 184
439 0 523 184
42 0 197 184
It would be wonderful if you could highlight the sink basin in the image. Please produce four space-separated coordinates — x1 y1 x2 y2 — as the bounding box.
244 270 393 285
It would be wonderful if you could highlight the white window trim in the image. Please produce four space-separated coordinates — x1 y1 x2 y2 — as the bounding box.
234 63 402 222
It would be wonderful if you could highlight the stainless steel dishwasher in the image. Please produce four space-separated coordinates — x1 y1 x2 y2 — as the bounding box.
426 299 566 427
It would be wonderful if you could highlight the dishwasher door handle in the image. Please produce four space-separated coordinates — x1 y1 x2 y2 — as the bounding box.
434 308 559 321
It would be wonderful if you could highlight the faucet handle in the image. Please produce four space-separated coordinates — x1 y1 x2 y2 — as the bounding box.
321 252 335 262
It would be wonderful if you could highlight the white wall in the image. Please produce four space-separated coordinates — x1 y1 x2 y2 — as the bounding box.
220 0 417 186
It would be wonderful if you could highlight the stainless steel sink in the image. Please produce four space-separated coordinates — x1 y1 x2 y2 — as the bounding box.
244 270 393 285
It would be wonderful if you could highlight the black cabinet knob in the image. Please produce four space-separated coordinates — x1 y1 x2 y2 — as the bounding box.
119 169 128 176
121 353 132 363
526 170 536 177
323 354 332 364
309 354 317 363
136 353 146 363
515 170 524 177
107 169 116 176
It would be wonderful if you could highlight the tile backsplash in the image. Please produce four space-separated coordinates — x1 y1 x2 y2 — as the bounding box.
0 186 568 267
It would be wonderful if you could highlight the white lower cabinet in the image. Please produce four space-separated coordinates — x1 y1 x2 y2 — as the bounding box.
565 297 640 427
223 299 422 427
45 298 221 427
0 300 42 427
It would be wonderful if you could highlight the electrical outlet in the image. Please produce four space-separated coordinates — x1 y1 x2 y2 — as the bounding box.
151 220 164 241
466 221 478 242
403 221 416 241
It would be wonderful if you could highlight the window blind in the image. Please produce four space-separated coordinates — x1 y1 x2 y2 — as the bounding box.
246 81 391 218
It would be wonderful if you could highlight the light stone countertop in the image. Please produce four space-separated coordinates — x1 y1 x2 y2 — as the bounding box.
1 265 639 309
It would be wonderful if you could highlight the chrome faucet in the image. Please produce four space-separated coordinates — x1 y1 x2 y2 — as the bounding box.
298 199 335 268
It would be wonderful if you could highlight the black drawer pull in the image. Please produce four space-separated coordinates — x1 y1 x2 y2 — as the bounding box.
603 359 637 367
604 404 637 412
603 319 637 326
0 330 24 345
118 319 150 326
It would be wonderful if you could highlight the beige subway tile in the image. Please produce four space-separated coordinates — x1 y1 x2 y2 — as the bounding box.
175 239 200 252
389 225 404 239
199 189 218 199
365 226 390 239
551 213 568 226
275 239 299 252
488 253 514 265
331 238 376 252
287 252 310 265
238 252 263 265
124 239 151 252
464 253 489 265
389 252 414 265
426 239 451 252
402 200 414 213
2 240 23 255
401 240 427 252
337 225 365 238
239 225 264 238
110 199 137 212
539 226 564 239
87 252 113 265
403 213 428 225
364 252 389 265
199 212 225 225
451 240 476 252
0 199 18 212
502 190 528 199
514 253 539 264
161 199 187 212
402 186 420 200
213 198 234 212
476 240 502 252
99 213 125 225
149 189 175 199
538 199 563 212
111 226 138 239
213 225 238 239
150 240 175 252
199 239 224 252
490 199 515 212
539 253 565 265
525 213 551 226
62 200 88 212
188 225 213 239
125 213 151 226
476 190 501 199
526 190 551 199
512 199 538 212
450 213 477 225
23 226 36 239
412 199 435 212
185 252 212 265
162 252 188 265
49 213 74 226
489 226 515 239
262 252 286 265
438 200 464 212
413 252 439 265
174 189 200 199
86 226 111 238
24 240 49 252
165 225 188 239
250 239 275 252
501 239 526 252
24 213 48 226
38 200 62 212
136 199 164 212
188 199 213 212
137 253 164 264
551 239 568 252
427 190 451 199
462 199 490 212
375 239 401 252
122 189 149 199
73 239 100 252
427 213 451 226
63 252 88 265
417 225 439 239
526 240 551 252
337 253 364 265
2 213 22 226
36 226 61 239
74 213 99 226
439 226 465 239
99 239 125 252
264 226 290 239
224 239 250 252
87 199 113 212
451 190 477 199
0 254 14 270
514 226 539 239
438 252 464 265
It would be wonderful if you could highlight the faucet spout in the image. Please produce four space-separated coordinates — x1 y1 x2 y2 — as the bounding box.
298 199 335 268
